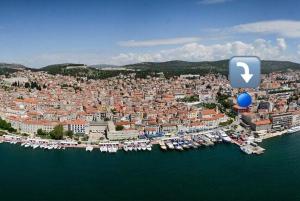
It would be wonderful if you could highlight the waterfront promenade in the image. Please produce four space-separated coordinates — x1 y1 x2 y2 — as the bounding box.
0 127 292 155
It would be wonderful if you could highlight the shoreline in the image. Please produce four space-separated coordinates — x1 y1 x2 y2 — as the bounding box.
0 128 293 154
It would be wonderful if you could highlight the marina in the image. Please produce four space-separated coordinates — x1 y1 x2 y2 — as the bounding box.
0 128 269 155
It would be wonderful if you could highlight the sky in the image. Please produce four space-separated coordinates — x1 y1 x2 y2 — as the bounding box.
0 0 300 67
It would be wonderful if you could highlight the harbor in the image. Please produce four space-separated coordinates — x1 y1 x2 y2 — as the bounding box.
0 127 279 155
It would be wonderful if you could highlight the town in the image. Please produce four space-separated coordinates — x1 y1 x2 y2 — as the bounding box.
0 68 300 154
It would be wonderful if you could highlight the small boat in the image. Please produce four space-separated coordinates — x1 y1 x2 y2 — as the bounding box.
159 141 167 150
166 142 174 150
24 143 30 148
146 144 152 151
86 145 93 152
32 144 39 149
123 145 128 152
254 138 262 143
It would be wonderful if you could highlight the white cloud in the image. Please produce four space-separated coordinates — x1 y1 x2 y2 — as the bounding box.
276 38 287 51
118 37 200 47
297 45 300 55
112 38 293 65
197 0 232 4
231 20 300 38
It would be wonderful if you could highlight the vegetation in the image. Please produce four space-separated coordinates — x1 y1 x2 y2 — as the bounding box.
116 125 124 131
65 130 74 138
268 89 295 94
24 81 42 90
216 92 231 112
37 125 71 140
0 118 16 132
177 95 199 102
199 103 217 109
219 119 234 127
35 60 300 80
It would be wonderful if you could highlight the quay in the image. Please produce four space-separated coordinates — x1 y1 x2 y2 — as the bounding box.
0 127 295 155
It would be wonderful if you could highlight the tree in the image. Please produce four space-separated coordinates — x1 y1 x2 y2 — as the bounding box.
65 130 74 138
50 125 64 140
24 82 30 88
116 125 124 131
37 129 46 136
0 118 16 133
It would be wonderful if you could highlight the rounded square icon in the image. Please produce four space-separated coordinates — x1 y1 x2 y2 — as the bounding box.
229 56 261 88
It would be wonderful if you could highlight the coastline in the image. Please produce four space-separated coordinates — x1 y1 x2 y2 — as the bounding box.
0 127 293 154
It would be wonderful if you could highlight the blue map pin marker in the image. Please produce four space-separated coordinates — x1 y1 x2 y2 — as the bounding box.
237 92 252 107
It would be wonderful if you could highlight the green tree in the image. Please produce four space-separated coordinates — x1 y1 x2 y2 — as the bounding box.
50 125 64 140
37 129 46 136
116 125 124 131
65 130 74 138
24 82 30 88
0 118 16 132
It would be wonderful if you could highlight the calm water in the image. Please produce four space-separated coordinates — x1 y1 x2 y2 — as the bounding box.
1 133 300 201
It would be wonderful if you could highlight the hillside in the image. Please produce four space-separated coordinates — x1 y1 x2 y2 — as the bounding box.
124 60 300 75
0 63 27 70
0 63 28 75
3 60 298 79
39 63 127 79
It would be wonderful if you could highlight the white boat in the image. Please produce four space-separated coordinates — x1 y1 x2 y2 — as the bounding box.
240 145 253 154
159 141 167 150
287 126 300 134
32 144 39 149
254 138 262 143
146 144 152 151
219 131 232 143
123 145 128 152
111 146 118 153
86 145 93 152
166 142 174 149
24 143 30 148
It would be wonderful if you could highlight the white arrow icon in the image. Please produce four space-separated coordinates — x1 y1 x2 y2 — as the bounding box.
236 61 253 83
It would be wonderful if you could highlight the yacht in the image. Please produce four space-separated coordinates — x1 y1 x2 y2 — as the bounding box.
240 145 253 155
219 131 232 143
287 126 300 134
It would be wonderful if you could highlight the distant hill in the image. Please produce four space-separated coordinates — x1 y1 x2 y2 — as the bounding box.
0 63 27 70
0 63 28 75
2 60 299 79
39 63 126 79
88 64 119 69
123 60 300 75
40 63 86 72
